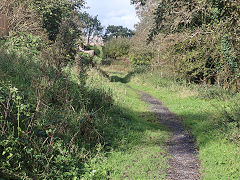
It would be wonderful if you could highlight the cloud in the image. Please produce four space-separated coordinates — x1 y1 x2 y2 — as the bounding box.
85 0 139 29
103 13 139 29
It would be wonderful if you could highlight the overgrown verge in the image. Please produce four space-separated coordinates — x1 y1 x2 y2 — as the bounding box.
0 0 115 178
0 45 115 179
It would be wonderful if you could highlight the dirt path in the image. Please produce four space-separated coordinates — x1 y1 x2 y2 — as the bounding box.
139 90 200 180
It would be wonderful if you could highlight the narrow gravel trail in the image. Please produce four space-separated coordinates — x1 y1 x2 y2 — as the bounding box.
138 90 201 180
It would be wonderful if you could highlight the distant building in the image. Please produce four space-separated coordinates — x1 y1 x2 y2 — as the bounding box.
85 36 104 46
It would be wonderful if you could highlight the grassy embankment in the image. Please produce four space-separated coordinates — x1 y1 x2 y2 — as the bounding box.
99 62 240 179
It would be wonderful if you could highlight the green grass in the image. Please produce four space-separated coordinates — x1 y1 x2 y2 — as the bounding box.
4 48 238 179
0 49 168 179
98 63 240 179
86 69 169 179
127 72 240 179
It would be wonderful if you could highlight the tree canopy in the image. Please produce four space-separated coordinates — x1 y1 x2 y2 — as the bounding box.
103 25 135 41
129 0 240 89
33 0 85 41
78 12 103 45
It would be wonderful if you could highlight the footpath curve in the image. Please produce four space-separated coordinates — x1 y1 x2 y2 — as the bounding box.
139 90 200 180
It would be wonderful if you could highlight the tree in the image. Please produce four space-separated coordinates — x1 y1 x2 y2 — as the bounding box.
103 25 135 41
128 0 157 65
131 0 147 6
78 12 103 45
130 0 240 88
33 0 85 41
104 37 130 59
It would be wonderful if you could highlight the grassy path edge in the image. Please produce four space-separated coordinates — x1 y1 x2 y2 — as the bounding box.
128 75 240 179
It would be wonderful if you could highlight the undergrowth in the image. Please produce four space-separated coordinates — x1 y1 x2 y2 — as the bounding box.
0 47 115 179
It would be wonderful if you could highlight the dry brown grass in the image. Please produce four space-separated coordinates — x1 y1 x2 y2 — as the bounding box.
178 89 197 99
101 60 132 75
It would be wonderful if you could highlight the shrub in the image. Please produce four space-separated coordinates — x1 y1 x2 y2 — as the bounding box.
130 52 153 65
104 38 130 59
93 56 102 65
0 46 112 178
3 33 44 58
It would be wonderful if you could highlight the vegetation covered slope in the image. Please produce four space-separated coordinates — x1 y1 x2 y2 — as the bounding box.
130 0 240 90
0 0 108 178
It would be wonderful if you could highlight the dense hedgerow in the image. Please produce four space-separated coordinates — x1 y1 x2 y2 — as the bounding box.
130 0 240 90
0 34 113 179
103 37 130 59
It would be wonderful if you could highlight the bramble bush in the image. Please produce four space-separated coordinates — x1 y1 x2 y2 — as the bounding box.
0 41 113 179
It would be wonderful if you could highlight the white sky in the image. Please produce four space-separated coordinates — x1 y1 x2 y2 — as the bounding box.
85 0 139 30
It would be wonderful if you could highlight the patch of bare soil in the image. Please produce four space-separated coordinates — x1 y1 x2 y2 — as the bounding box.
139 90 200 180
